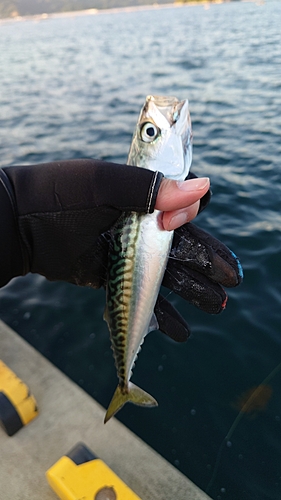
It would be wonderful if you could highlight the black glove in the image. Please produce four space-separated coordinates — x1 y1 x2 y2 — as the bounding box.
0 159 241 343
164 222 243 313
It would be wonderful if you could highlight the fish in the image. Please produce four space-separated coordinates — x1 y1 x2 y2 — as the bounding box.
104 95 193 423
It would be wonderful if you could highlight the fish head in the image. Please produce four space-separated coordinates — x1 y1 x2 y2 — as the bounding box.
128 95 192 180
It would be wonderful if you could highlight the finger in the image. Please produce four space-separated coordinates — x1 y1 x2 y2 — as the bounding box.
163 262 228 314
162 200 200 231
155 177 210 212
154 294 190 342
171 223 243 287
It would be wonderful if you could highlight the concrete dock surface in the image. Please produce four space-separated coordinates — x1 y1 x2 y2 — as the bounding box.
0 319 211 500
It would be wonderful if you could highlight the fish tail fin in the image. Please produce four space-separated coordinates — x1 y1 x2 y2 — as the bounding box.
104 382 158 424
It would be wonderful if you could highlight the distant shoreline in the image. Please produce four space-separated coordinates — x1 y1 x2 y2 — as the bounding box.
0 1 252 25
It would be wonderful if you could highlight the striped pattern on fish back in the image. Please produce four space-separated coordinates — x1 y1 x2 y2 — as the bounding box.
106 212 141 389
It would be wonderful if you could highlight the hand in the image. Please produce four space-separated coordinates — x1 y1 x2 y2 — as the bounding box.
1 159 242 344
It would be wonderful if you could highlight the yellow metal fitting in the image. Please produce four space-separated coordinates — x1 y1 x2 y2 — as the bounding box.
0 360 38 435
46 442 141 500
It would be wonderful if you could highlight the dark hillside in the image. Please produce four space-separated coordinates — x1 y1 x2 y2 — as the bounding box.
0 0 172 18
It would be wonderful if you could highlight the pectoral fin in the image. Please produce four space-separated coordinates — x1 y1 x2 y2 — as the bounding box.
104 382 158 423
103 304 109 324
148 313 159 333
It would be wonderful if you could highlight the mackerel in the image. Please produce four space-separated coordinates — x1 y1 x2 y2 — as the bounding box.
104 95 192 423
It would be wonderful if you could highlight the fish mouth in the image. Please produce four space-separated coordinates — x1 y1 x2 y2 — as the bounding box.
146 95 180 107
144 95 186 127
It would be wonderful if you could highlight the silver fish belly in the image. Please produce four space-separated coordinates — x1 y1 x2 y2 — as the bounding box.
104 95 192 423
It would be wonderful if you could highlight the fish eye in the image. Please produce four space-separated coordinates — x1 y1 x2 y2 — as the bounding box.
140 122 160 143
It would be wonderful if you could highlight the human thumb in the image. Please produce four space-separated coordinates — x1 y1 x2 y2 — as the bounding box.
155 177 210 231
155 177 210 212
